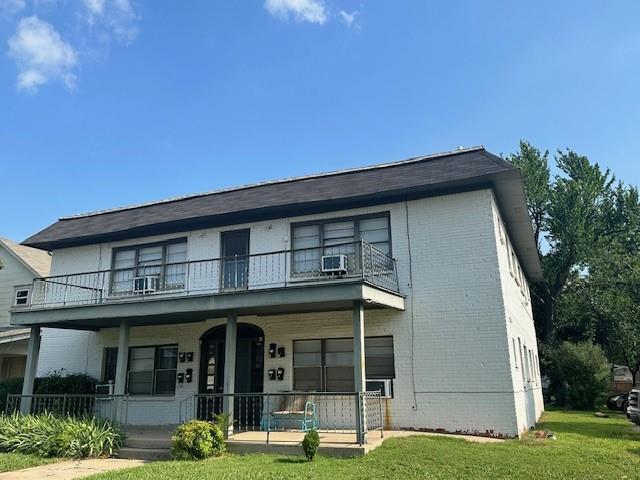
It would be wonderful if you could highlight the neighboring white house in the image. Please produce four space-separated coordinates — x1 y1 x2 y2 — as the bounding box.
10 147 544 438
0 238 51 380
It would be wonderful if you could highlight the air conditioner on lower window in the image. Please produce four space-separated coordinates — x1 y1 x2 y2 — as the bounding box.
133 275 160 294
366 379 393 398
321 254 348 274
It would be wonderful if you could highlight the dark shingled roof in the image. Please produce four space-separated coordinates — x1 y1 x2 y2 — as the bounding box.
22 147 543 281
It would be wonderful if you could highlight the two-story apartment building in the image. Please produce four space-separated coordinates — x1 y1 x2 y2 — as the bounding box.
10 147 543 439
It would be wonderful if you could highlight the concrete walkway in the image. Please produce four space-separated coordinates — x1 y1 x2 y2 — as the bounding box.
0 458 146 480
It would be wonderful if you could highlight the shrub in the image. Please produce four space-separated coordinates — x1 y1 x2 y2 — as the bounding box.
549 341 610 410
34 370 98 395
302 429 320 461
0 413 123 458
0 378 24 412
171 420 225 460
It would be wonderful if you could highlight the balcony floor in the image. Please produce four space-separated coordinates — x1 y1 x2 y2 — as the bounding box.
11 281 404 330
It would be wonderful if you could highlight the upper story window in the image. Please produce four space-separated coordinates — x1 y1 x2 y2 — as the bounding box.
111 238 187 295
291 213 391 274
13 287 31 307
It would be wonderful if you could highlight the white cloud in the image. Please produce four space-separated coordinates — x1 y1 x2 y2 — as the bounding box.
0 0 26 15
264 0 327 25
338 9 358 28
7 15 78 93
82 0 138 44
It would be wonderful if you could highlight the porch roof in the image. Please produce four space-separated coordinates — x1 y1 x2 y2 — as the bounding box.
10 281 404 330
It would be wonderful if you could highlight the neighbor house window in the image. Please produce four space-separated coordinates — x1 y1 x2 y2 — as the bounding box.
13 287 30 306
111 239 187 294
106 345 178 395
293 336 394 391
512 338 518 369
291 214 391 274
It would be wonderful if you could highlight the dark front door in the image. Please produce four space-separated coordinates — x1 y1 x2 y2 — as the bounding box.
221 230 250 291
198 324 264 426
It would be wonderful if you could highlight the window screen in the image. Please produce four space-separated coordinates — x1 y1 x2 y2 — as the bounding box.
293 336 394 392
325 339 354 392
359 217 390 254
293 340 322 391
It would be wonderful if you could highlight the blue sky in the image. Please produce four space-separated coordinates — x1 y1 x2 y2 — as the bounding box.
1 1 639 242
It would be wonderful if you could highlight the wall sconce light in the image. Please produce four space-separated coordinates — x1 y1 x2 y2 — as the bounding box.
186 352 194 362
269 343 277 358
268 369 276 380
277 368 284 381
278 347 285 358
177 373 185 384
179 352 186 363
185 368 193 383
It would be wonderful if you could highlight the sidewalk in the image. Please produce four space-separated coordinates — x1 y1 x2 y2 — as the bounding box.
0 458 146 479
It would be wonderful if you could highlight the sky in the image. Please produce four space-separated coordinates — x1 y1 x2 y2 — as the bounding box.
1 1 639 242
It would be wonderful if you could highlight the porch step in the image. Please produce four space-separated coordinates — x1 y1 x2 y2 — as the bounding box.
117 446 171 460
125 436 173 449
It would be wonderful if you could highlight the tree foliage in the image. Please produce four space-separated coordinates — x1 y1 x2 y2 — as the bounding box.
509 141 640 392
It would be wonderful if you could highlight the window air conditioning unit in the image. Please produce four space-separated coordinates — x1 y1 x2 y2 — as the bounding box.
321 254 348 274
133 275 160 294
366 379 393 398
95 383 114 396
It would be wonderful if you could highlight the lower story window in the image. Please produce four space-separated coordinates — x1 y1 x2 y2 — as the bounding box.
102 345 178 395
293 336 394 392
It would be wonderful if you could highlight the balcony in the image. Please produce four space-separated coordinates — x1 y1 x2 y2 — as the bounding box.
11 241 404 329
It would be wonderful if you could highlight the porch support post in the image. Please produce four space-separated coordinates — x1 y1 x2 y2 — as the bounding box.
20 326 41 414
223 313 237 436
353 300 367 444
114 319 130 396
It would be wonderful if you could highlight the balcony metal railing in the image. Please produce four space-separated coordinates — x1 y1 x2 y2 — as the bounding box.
179 391 383 445
5 393 129 427
25 241 399 309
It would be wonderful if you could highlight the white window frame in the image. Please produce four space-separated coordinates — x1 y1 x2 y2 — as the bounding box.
13 286 31 307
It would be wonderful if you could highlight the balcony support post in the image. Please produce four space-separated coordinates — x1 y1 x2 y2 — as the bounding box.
222 313 237 436
114 319 130 396
353 300 367 444
20 326 41 414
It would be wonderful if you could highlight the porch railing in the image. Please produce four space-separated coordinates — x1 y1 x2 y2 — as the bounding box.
4 394 129 427
179 391 383 445
26 240 399 309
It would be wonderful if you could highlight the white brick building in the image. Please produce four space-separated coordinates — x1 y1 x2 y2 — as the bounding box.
10 147 543 439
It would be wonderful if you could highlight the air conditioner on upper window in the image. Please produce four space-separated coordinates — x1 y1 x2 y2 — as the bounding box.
321 254 348 274
133 275 160 294
366 379 393 398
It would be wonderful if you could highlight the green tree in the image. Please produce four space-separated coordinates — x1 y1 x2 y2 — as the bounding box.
509 142 635 345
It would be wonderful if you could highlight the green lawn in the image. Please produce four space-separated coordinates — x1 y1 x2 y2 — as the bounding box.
90 410 639 480
0 452 57 472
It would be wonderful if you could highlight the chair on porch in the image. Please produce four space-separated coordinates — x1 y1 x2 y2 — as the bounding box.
261 394 319 432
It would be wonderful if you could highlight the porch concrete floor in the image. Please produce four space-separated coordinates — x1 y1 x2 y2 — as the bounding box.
121 426 503 459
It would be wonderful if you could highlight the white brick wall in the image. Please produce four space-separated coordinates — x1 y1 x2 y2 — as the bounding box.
37 189 541 436
490 194 544 434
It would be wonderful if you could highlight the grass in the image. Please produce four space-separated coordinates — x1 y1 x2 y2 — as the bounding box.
90 410 639 480
0 452 57 472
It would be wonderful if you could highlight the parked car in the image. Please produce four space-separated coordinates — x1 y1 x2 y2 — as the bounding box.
627 389 640 425
607 392 629 412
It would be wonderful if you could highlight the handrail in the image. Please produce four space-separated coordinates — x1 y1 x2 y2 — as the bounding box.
31 240 394 282
23 240 400 308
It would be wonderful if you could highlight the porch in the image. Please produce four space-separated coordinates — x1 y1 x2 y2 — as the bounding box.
5 390 385 458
